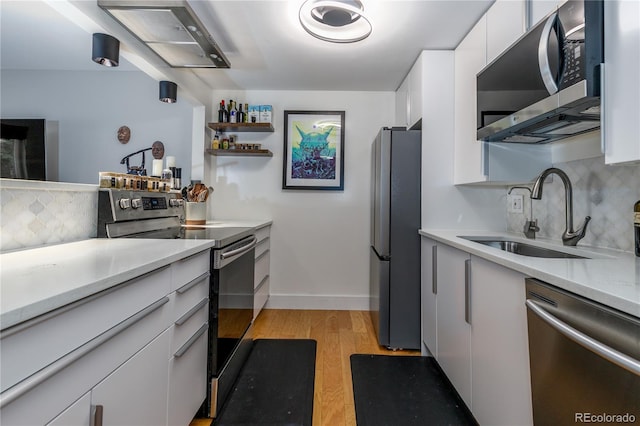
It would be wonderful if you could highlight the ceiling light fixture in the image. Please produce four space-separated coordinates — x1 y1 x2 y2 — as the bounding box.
159 81 177 103
92 33 120 67
299 0 372 43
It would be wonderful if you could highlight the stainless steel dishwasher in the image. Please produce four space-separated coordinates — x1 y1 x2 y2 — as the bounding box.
525 278 640 425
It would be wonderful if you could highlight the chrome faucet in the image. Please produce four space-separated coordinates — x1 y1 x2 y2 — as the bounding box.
531 167 591 246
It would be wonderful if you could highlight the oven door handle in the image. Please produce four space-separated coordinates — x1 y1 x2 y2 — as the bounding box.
526 299 640 376
221 236 258 260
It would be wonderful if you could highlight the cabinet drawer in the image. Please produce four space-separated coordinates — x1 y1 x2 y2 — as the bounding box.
255 236 270 259
254 225 271 244
0 266 171 393
254 250 270 289
0 296 171 426
168 328 208 426
91 329 171 426
174 272 209 321
254 275 269 319
171 250 210 292
171 300 208 354
46 391 91 426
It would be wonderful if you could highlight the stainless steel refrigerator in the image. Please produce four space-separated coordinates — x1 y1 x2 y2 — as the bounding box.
370 127 421 350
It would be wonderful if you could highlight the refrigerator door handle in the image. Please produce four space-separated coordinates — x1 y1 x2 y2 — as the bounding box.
371 246 391 261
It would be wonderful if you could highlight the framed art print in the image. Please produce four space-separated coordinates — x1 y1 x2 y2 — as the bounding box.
282 110 345 190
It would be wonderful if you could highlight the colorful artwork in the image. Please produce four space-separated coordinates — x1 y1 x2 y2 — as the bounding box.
283 111 345 190
291 124 336 180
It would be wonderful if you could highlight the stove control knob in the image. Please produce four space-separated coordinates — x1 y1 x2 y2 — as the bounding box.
119 198 131 210
170 198 183 207
131 198 143 209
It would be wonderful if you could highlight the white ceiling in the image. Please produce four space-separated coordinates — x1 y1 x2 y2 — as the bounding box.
1 0 494 92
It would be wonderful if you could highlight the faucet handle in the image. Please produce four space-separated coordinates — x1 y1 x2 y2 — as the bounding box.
523 219 540 239
563 216 591 246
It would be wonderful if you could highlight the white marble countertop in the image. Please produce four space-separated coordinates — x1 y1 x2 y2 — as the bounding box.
0 239 215 331
0 219 273 331
420 229 640 318
191 219 273 229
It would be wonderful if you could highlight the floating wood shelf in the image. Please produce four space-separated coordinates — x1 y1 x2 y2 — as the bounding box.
208 122 274 132
206 149 273 157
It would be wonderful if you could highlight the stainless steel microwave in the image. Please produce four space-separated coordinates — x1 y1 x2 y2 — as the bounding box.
476 0 604 144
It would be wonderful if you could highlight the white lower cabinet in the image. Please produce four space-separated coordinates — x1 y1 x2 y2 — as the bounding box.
421 237 533 425
47 392 91 426
435 244 472 408
1 249 211 426
254 224 271 318
470 256 533 426
420 238 437 356
168 327 208 426
91 329 171 426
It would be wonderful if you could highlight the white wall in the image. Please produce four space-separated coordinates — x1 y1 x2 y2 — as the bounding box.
419 51 506 231
208 90 395 310
1 70 196 184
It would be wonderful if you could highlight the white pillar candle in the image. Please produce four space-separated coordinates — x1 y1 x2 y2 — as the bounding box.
165 156 176 168
152 159 163 177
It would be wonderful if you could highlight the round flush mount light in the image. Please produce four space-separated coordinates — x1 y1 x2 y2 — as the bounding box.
92 33 120 67
299 0 372 43
159 81 177 103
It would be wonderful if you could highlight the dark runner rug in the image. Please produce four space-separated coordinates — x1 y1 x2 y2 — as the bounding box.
350 354 477 426
215 339 316 426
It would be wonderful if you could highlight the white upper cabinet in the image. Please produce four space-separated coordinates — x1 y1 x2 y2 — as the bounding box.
529 0 564 27
395 76 409 128
453 0 552 185
486 0 525 64
395 53 424 130
602 0 640 165
454 15 488 184
408 55 423 129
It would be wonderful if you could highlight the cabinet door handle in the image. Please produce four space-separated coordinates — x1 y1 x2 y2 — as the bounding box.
177 272 210 294
600 62 606 154
431 246 438 295
174 323 208 358
464 259 471 324
92 404 104 426
0 297 169 408
175 298 208 326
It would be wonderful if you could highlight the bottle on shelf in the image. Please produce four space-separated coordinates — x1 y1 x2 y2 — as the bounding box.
218 100 227 123
230 101 238 123
634 200 639 257
211 132 220 150
238 103 245 124
227 100 235 123
244 103 249 123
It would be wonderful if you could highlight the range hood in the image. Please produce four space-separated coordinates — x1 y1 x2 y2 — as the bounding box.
98 0 230 68
476 0 603 144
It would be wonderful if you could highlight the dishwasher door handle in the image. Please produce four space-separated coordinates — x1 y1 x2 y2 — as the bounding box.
526 299 640 376
221 236 257 260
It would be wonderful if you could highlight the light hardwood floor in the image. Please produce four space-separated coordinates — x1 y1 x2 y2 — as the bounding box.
190 309 419 426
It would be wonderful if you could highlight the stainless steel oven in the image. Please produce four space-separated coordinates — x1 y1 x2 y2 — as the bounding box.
205 233 255 418
97 189 255 419
525 278 640 425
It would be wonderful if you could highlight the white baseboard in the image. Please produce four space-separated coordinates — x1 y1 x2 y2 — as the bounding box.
264 293 370 311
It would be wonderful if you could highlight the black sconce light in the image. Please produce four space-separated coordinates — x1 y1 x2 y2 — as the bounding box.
159 81 178 103
92 33 120 67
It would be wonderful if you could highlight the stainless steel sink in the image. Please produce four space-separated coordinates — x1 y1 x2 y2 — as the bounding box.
459 237 588 259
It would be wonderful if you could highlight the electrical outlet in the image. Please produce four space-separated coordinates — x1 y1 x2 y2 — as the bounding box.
508 194 524 214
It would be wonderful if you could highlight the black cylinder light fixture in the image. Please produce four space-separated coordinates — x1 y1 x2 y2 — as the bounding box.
159 81 178 103
92 33 120 67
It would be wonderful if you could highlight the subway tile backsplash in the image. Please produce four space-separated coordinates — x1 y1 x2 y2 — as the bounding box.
1 180 97 252
507 156 640 252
